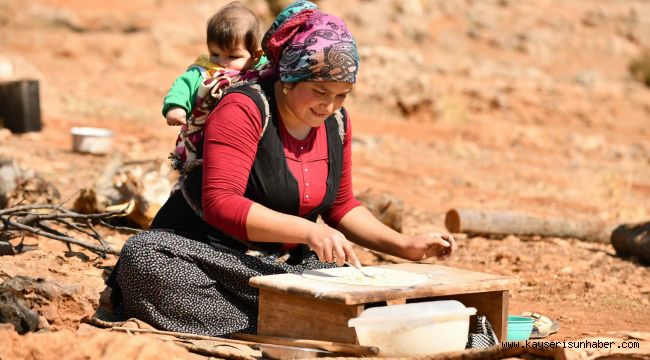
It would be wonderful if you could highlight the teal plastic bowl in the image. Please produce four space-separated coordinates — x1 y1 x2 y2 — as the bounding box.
507 315 534 341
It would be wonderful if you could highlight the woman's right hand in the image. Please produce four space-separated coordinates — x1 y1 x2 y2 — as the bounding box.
398 232 456 262
306 223 360 267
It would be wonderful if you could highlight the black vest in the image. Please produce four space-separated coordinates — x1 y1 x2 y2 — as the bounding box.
151 79 348 255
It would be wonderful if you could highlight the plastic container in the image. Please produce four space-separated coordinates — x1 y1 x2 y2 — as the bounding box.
71 127 114 154
506 315 534 341
348 300 476 356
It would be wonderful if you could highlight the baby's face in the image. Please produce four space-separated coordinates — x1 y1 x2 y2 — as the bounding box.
208 42 252 71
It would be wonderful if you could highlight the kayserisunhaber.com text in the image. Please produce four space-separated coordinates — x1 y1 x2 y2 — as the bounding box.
502 340 640 349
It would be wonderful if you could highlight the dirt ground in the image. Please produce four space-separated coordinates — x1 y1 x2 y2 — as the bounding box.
1 0 650 357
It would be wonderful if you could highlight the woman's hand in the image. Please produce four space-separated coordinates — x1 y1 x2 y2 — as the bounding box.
399 232 457 262
306 223 360 267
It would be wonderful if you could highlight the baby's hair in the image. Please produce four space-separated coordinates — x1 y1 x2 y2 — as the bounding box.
207 1 262 55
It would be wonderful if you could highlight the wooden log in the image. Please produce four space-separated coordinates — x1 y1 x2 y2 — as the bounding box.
0 80 41 133
611 221 650 264
445 208 612 243
231 333 380 356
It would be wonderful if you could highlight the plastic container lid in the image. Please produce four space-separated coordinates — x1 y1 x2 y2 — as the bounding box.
70 127 114 138
348 300 476 327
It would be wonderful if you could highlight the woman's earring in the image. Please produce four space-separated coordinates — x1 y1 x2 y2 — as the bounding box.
282 85 289 95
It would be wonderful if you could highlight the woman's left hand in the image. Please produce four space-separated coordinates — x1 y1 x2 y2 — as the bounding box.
399 232 457 261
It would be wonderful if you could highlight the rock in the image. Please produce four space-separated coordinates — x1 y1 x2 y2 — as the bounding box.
560 266 574 274
395 0 424 16
575 70 601 87
0 158 19 206
569 133 606 153
611 221 650 264
0 241 16 255
582 9 608 28
0 159 61 208
357 189 404 232
0 276 96 332
0 282 40 334
503 235 522 245
397 91 434 116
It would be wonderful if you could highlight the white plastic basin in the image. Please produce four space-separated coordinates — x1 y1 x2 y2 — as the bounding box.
348 300 476 356
71 127 114 154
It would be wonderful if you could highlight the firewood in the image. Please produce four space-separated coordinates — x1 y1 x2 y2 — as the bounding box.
445 208 612 243
0 203 132 257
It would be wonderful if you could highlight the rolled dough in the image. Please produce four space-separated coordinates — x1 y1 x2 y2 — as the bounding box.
301 266 428 287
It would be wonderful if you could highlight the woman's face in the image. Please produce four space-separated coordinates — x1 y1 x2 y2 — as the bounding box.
283 81 353 128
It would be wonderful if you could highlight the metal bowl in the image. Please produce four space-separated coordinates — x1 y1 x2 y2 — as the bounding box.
71 127 114 154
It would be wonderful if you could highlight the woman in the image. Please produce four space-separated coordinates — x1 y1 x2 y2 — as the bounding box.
108 6 456 337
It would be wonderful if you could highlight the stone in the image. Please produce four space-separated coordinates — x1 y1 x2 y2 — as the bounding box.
0 276 96 332
611 221 650 264
0 280 40 334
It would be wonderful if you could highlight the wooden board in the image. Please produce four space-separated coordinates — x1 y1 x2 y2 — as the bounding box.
250 264 517 305
257 290 363 343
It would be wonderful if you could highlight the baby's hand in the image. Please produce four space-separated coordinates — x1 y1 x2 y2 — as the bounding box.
166 107 187 126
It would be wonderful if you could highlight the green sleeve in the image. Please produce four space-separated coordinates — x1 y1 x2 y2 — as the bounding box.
255 55 269 69
162 67 203 116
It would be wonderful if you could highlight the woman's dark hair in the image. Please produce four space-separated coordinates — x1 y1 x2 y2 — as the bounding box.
207 1 262 55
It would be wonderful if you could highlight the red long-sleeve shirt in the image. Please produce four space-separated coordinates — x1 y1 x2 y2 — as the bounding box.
201 92 361 242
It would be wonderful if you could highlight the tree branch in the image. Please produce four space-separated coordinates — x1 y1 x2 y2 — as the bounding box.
6 218 120 256
0 203 131 257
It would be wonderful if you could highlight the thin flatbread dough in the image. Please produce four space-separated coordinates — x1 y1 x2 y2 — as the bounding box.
301 266 428 287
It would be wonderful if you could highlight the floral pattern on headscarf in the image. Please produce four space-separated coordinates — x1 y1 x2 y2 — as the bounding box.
262 8 359 83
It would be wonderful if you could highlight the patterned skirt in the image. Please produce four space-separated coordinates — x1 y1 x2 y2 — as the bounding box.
107 229 333 337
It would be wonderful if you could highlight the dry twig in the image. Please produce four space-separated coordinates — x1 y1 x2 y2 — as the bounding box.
0 203 134 257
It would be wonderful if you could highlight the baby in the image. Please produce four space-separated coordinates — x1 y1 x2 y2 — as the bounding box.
166 1 320 175
163 1 263 126
163 1 264 174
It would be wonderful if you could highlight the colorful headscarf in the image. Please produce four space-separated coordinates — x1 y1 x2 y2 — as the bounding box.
267 0 318 37
262 7 359 83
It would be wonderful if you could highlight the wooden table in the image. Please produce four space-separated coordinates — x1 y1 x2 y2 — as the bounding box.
249 264 517 344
